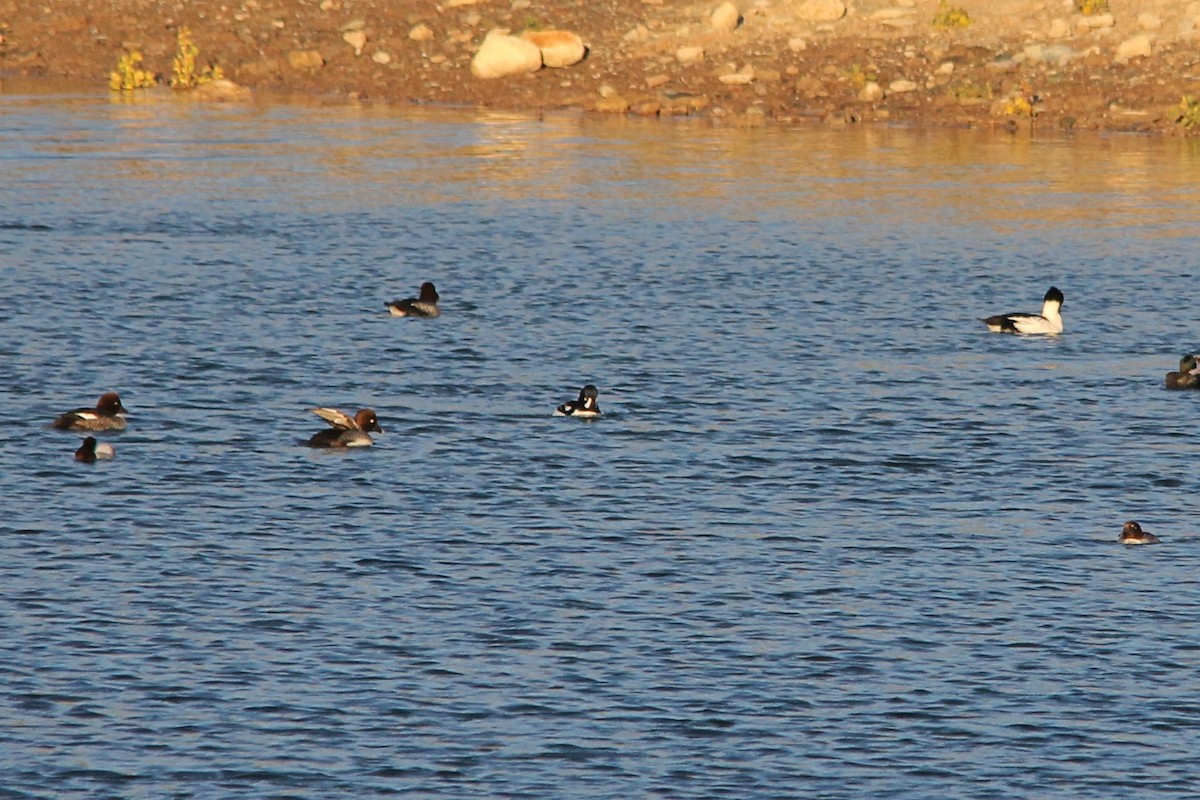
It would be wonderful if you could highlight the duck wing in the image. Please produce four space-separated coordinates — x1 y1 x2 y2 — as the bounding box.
982 313 1028 333
311 407 359 430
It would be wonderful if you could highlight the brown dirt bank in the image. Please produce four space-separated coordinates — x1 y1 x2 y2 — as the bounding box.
2 0 1199 134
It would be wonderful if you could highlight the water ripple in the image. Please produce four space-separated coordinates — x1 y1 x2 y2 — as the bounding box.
2 98 1200 800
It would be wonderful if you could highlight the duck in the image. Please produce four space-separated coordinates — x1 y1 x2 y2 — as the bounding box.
52 392 129 431
386 282 440 318
74 436 115 463
1165 354 1200 389
306 407 382 448
1117 520 1161 545
555 384 602 418
981 286 1064 335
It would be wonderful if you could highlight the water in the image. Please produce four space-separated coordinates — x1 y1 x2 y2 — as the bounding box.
2 92 1200 799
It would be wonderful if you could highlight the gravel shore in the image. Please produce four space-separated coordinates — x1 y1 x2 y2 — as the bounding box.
2 0 1199 133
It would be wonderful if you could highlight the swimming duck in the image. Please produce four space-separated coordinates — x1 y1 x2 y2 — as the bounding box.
1165 354 1200 389
306 407 382 448
386 282 440 318
1118 520 1161 545
74 436 115 463
555 384 601 418
981 286 1064 335
52 392 129 431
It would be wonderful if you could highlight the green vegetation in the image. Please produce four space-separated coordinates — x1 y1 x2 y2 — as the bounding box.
1177 97 1200 130
932 2 971 29
109 51 156 91
170 27 224 89
1074 0 1109 15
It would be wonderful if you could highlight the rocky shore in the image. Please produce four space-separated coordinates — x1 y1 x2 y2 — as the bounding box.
2 0 1199 133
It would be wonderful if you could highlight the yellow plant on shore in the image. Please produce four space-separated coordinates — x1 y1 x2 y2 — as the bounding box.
932 2 971 29
170 26 224 89
1178 97 1200 131
109 51 156 91
948 80 991 101
1075 0 1109 15
1001 94 1033 118
844 64 875 90
1001 81 1042 119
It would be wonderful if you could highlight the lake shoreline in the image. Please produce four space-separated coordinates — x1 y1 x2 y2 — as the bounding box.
2 0 1199 135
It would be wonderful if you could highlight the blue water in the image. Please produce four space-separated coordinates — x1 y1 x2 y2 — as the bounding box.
3 93 1200 799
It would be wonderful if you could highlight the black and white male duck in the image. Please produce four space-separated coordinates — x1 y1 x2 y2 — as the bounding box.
555 384 602 418
981 286 1064 335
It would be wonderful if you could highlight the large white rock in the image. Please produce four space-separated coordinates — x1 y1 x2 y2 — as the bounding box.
624 25 649 42
1048 18 1071 39
719 63 755 83
858 81 883 102
1081 13 1114 29
343 29 366 56
288 50 325 70
1114 34 1152 63
521 30 586 68
797 0 846 23
191 79 252 102
1024 44 1075 65
711 2 741 32
471 29 542 79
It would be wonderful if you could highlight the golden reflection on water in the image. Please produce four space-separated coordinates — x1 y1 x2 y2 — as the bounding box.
5 89 1197 236
377 110 1200 240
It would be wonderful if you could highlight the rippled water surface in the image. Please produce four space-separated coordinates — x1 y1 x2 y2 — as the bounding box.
3 93 1200 799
